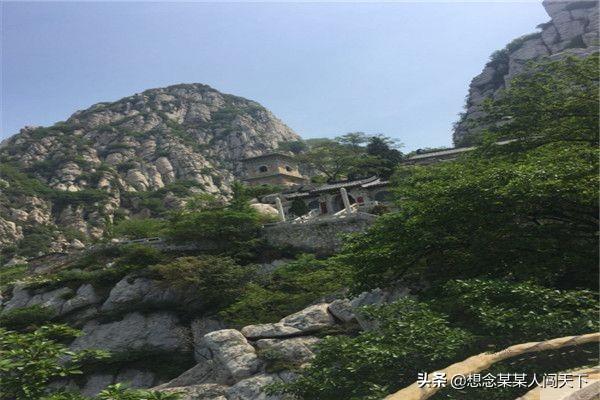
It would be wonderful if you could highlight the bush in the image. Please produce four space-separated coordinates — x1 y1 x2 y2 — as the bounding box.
221 255 350 326
275 298 473 400
117 244 164 267
0 324 108 400
16 225 55 258
166 208 262 250
0 264 28 289
0 324 174 400
152 256 255 311
435 279 599 346
112 218 166 240
0 305 56 331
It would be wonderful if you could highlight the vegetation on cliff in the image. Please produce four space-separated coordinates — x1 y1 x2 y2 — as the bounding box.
276 54 599 399
0 55 597 400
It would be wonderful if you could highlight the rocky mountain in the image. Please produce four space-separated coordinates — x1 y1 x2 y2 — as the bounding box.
0 83 299 261
453 0 599 146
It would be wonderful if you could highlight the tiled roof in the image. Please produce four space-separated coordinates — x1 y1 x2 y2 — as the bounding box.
281 176 386 199
310 176 379 193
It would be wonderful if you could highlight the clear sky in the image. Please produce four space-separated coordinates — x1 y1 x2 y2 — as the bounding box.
2 1 548 150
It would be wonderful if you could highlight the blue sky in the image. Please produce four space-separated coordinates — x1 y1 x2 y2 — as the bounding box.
2 1 548 150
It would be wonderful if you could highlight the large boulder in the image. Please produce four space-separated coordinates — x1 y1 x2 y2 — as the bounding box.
158 384 228 400
70 312 191 353
101 275 191 312
255 337 320 368
202 329 263 382
2 283 101 317
191 317 226 362
241 304 336 340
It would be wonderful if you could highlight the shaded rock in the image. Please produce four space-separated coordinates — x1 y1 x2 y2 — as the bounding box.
101 276 184 312
82 374 114 397
61 284 102 315
115 369 156 389
158 360 231 388
327 299 356 323
71 312 191 353
226 373 296 400
2 283 101 317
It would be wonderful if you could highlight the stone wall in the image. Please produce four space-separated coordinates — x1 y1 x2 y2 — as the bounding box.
262 213 376 255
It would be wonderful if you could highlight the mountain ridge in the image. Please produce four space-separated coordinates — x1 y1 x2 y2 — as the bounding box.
0 83 299 261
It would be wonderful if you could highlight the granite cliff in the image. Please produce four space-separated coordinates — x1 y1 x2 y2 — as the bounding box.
453 0 599 146
0 83 299 261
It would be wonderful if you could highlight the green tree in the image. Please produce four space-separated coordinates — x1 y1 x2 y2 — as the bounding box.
0 324 108 400
481 53 598 149
299 133 402 182
433 279 599 347
297 139 358 182
152 255 255 311
276 298 473 400
340 55 599 293
221 254 350 326
112 218 166 240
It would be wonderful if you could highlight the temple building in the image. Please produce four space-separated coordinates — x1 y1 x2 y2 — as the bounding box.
241 152 308 187
241 152 393 220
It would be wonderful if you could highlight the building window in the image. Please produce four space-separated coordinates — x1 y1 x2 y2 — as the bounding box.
258 165 268 173
285 165 293 172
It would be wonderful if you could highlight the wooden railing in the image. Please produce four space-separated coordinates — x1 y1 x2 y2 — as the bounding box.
385 332 600 400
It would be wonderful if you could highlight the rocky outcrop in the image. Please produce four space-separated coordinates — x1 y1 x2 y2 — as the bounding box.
2 283 102 317
70 312 191 353
241 303 337 339
0 83 300 261
453 0 599 146
0 253 409 399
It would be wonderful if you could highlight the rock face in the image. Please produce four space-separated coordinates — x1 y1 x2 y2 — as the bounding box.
70 311 191 353
453 0 599 146
0 83 300 261
0 267 409 399
241 303 337 339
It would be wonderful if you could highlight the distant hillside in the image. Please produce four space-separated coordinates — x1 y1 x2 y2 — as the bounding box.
0 83 299 262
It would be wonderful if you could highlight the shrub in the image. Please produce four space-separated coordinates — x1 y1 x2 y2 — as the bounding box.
166 208 262 249
288 198 309 217
221 255 350 326
112 218 166 240
275 298 473 400
16 225 55 258
116 244 164 267
0 305 56 331
152 256 255 311
0 324 109 400
0 264 28 289
435 279 599 346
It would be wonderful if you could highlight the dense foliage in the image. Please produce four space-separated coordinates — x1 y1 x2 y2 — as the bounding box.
277 298 474 400
221 254 351 326
0 324 180 400
341 55 599 293
298 133 403 181
152 255 254 311
278 54 600 399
